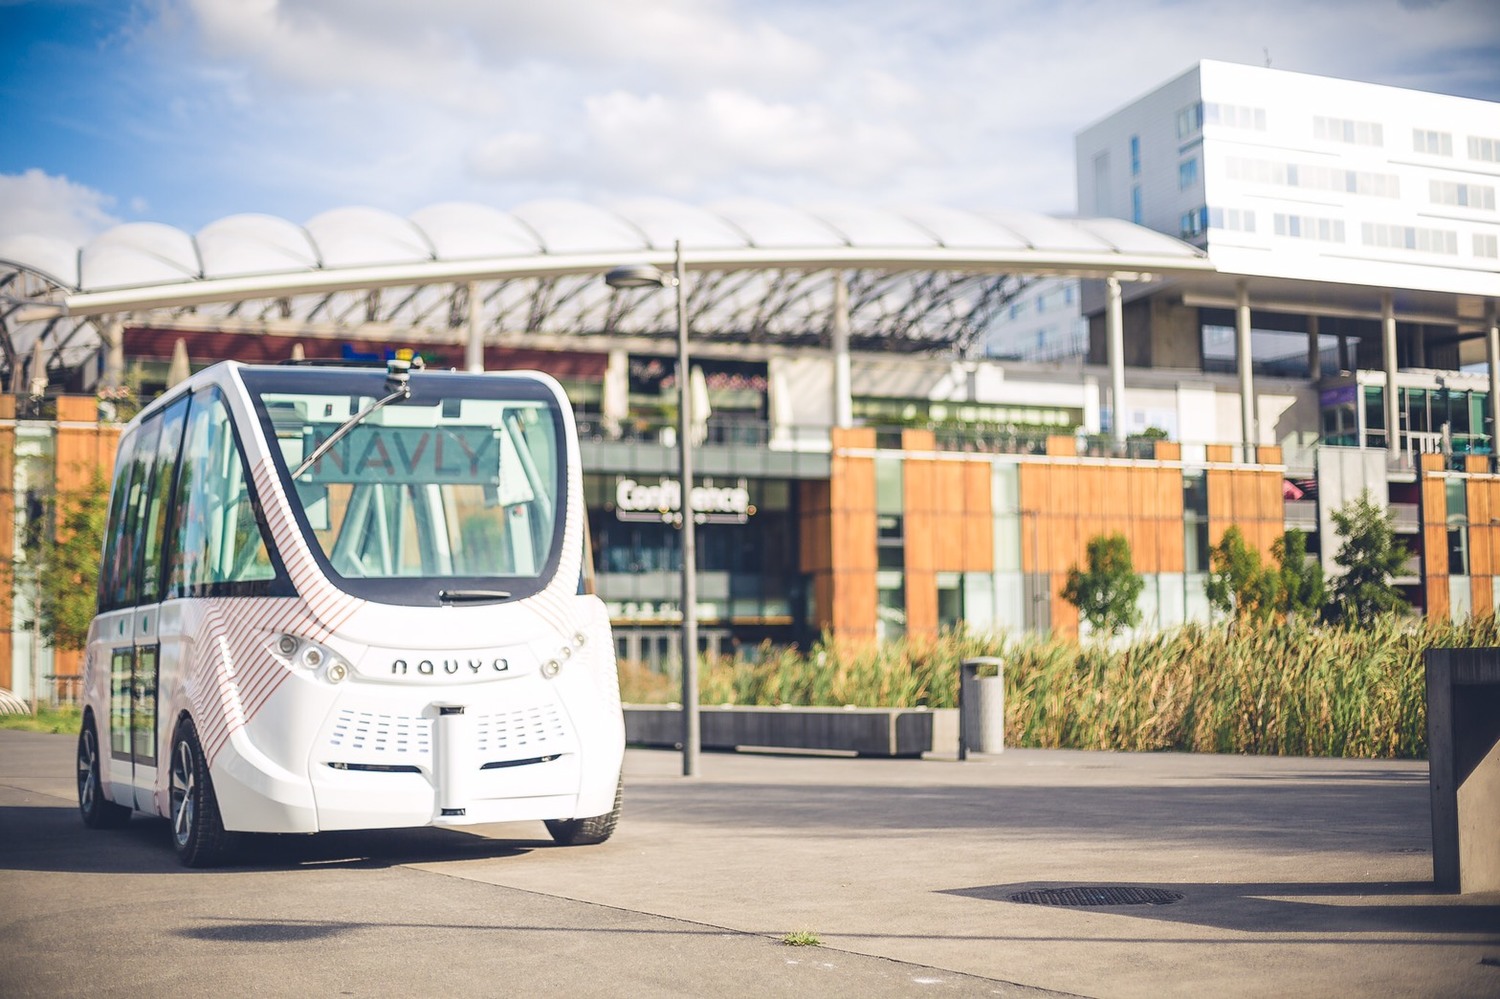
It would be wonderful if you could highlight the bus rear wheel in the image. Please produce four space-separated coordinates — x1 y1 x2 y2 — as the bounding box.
545 775 622 846
169 719 238 867
77 718 131 829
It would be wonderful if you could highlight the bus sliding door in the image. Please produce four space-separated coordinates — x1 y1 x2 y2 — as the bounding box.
131 397 189 812
94 398 188 814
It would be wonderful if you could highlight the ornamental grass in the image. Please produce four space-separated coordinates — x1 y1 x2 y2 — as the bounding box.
617 615 1500 758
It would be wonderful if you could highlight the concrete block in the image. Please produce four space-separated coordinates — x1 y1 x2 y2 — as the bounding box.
1424 648 1500 893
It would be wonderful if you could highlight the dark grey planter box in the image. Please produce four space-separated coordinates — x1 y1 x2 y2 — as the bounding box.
624 704 950 758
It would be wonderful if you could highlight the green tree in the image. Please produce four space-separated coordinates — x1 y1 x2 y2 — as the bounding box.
23 472 109 651
1328 491 1408 625
1205 526 1276 622
1061 533 1144 637
1271 528 1326 620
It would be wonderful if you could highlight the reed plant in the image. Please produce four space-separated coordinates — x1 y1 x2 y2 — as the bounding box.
616 615 1498 758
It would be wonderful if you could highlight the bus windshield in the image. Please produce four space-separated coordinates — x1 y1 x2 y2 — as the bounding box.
241 366 567 606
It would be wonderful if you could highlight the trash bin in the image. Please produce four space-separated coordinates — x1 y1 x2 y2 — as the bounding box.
959 657 1006 758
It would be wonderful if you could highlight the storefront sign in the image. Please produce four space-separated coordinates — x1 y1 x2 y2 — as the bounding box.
614 476 754 524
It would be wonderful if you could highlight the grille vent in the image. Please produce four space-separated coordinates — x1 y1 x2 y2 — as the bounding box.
475 704 567 754
327 709 433 757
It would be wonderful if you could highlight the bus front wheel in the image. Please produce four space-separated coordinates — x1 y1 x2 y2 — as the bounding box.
169 719 238 867
545 775 622 846
77 717 131 829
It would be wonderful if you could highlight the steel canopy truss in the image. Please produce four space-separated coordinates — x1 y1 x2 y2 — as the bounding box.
0 264 103 389
1 266 1037 379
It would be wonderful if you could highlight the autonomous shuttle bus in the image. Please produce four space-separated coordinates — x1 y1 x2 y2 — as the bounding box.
76 355 625 866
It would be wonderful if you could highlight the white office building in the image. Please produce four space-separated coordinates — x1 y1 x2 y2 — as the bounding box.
1065 61 1500 462
1078 59 1499 291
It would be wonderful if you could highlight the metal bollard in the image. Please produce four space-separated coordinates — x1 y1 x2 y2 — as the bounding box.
957 657 1006 760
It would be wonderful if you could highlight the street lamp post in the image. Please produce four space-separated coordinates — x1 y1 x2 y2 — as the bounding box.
604 241 700 777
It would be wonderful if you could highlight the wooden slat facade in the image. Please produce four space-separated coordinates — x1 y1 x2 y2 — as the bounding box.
0 397 123 698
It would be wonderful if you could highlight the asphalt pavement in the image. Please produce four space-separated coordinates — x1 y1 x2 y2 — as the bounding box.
2 728 1497 998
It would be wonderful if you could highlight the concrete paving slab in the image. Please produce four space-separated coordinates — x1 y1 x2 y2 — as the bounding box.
3 729 1498 998
429 746 1500 999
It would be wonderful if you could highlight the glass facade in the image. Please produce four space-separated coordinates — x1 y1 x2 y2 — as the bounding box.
588 473 808 666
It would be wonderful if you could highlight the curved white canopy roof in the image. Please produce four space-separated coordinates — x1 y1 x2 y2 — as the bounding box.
4 198 1208 302
0 198 1211 377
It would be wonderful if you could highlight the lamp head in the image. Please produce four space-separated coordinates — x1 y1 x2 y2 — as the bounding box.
605 263 670 290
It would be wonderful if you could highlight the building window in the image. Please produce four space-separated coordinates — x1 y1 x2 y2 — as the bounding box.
1430 180 1497 210
1179 206 1207 238
1447 479 1469 576
1313 115 1383 146
1178 157 1199 190
1183 470 1209 572
1413 128 1453 155
1130 135 1141 177
1469 136 1500 162
1208 207 1256 233
1224 156 1398 197
1273 213 1345 243
1131 185 1142 224
1176 102 1203 139
1204 102 1266 130
1476 233 1500 258
1361 222 1458 254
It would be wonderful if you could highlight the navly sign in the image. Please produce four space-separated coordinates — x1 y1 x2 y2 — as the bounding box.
615 476 754 524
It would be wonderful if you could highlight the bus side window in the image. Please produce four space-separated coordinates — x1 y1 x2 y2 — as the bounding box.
114 416 163 609
138 397 190 604
98 429 139 613
169 389 276 596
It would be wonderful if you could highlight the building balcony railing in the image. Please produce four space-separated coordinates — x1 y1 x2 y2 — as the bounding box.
1390 503 1421 532
1284 500 1317 529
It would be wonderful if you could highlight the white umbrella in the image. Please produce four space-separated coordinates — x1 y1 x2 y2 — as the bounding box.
602 350 629 438
26 339 47 398
166 338 192 387
689 365 711 446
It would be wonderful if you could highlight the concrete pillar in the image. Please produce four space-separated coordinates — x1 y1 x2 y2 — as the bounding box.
465 282 484 373
832 272 853 430
1307 314 1322 382
1414 324 1427 369
1383 291 1399 455
1488 302 1500 463
1106 275 1125 444
1236 281 1255 460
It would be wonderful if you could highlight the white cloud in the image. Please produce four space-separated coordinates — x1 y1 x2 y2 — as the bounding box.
14 0 1495 233
0 171 119 244
582 89 930 193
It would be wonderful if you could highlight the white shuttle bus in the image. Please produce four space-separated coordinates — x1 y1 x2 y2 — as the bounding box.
76 354 625 866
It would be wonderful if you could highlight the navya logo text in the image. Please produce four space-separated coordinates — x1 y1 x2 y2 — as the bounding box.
615 477 754 524
391 657 511 676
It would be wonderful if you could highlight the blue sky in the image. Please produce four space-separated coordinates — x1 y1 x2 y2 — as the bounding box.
3 0 1499 245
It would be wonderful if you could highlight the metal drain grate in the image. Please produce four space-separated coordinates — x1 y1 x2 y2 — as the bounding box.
1009 886 1184 907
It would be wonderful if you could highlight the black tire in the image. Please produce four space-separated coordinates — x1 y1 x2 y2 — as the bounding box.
77 717 131 829
545 775 622 846
169 718 238 867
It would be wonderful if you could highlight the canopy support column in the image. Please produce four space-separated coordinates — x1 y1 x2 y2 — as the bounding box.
832 271 852 430
1488 302 1500 469
1106 275 1125 445
1383 291 1399 457
1307 314 1321 383
1236 281 1255 461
